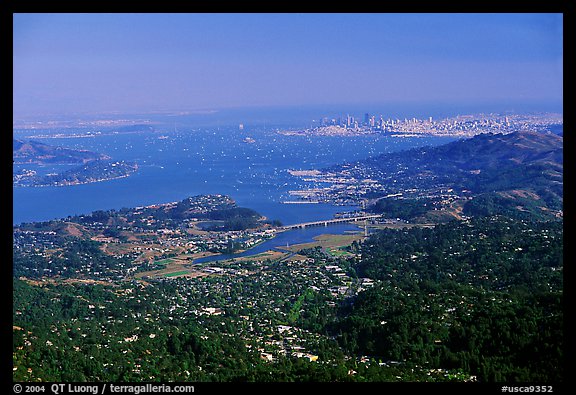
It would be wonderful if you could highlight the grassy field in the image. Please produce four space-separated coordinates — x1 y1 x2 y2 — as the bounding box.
326 247 349 257
162 270 192 278
135 263 209 280
102 241 189 264
153 258 174 266
135 259 194 279
284 233 364 254
133 250 221 279
232 250 287 263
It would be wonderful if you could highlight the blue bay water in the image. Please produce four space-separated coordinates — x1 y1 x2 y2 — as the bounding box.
13 118 455 249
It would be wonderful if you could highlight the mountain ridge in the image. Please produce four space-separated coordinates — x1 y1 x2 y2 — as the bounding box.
364 131 562 172
330 130 563 221
13 138 110 164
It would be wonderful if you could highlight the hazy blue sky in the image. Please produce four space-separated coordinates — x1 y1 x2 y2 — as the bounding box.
13 13 563 117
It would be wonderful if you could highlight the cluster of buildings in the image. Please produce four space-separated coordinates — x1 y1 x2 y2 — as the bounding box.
13 169 37 185
288 160 466 210
13 194 278 281
281 112 562 138
150 251 377 365
125 224 276 264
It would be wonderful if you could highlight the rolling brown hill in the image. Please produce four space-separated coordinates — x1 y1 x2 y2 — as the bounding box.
13 139 110 164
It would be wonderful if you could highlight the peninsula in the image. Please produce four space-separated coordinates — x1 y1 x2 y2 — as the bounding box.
13 138 138 187
13 138 109 164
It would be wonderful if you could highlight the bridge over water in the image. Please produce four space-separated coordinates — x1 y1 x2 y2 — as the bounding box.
282 215 382 230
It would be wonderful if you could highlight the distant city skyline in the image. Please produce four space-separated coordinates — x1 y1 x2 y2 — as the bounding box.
13 13 563 118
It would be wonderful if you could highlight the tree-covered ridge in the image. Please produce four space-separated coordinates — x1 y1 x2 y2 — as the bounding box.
12 265 465 382
331 216 563 382
13 215 563 382
359 131 562 183
356 216 562 291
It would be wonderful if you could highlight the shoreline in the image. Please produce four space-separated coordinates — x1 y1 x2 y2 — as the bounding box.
13 170 138 188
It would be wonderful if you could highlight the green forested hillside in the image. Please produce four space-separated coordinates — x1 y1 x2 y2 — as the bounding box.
333 216 563 382
13 216 563 382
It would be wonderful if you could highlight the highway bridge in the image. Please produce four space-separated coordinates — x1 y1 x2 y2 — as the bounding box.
282 215 382 230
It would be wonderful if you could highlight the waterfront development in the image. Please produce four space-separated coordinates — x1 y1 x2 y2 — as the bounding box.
13 110 563 383
13 110 562 260
13 111 561 222
12 114 454 226
278 112 562 137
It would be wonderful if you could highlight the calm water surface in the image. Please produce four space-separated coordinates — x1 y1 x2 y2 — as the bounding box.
13 121 455 248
